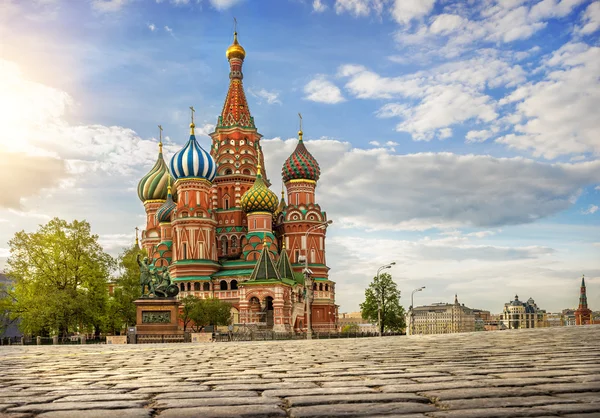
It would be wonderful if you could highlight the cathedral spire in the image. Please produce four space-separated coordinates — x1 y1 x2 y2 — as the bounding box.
579 274 588 310
219 26 254 129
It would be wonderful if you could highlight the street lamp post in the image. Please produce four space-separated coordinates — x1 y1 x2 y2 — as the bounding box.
376 262 396 337
410 286 425 335
303 220 333 340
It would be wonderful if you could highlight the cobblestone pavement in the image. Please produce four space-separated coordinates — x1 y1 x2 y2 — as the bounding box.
1 326 599 417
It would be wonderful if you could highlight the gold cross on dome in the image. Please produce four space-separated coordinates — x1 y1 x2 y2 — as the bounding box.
158 125 163 142
298 112 303 131
189 106 195 124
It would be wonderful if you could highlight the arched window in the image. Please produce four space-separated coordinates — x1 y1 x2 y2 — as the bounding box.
224 197 230 210
313 283 317 290
243 169 251 175
221 236 228 255
230 280 238 290
319 283 323 291
180 283 185 292
182 243 188 260
231 236 237 250
224 168 233 175
220 280 228 291
203 282 210 291
194 282 200 291
325 284 329 291
186 283 191 291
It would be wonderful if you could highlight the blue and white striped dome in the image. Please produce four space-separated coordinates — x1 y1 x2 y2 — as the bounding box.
169 126 217 182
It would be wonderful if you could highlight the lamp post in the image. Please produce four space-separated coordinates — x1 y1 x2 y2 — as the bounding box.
410 286 425 335
303 220 333 340
376 262 396 337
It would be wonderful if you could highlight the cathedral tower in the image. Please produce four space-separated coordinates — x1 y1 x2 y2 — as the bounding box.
210 30 268 260
575 275 593 325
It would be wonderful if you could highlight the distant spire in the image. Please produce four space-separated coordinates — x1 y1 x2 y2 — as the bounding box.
256 148 263 176
167 175 172 196
454 294 459 305
135 226 140 248
189 106 196 135
298 112 303 142
582 274 586 287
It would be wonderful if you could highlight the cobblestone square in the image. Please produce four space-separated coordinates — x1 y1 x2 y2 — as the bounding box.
1 326 599 417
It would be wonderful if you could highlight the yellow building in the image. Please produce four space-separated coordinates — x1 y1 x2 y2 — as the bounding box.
408 295 475 335
501 295 548 329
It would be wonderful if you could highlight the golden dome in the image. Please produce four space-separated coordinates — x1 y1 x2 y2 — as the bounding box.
226 32 246 60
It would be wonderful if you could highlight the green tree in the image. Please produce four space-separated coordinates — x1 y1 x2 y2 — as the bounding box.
103 244 146 334
3 218 114 337
182 297 232 332
341 323 359 333
360 272 406 334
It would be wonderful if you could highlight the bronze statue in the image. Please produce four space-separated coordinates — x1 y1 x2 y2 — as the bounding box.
137 255 155 297
154 268 179 298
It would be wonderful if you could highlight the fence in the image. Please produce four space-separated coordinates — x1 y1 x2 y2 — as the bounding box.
212 330 404 342
1 335 107 346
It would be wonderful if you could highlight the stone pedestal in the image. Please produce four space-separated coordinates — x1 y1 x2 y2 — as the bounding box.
134 298 182 335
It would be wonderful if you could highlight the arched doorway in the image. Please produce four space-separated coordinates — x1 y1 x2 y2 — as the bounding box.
265 296 274 329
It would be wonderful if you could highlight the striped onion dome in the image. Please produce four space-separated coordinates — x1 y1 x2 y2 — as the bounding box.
169 124 217 181
156 185 176 223
241 166 279 214
281 130 320 183
137 145 173 202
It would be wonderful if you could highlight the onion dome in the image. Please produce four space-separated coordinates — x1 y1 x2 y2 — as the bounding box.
282 130 321 182
170 122 217 182
241 163 279 213
138 142 173 202
226 31 246 61
156 182 176 223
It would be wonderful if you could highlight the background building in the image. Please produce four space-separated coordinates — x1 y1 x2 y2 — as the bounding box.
501 295 547 329
408 295 475 335
575 276 594 325
137 32 336 332
338 312 377 333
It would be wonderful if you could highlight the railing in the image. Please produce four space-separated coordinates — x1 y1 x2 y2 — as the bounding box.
1 336 107 345
135 334 188 344
212 331 404 342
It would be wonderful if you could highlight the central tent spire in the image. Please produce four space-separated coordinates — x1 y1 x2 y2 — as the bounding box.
219 23 254 129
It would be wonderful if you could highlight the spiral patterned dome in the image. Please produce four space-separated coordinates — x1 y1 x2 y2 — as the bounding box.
138 147 173 202
170 124 217 182
156 186 176 223
282 131 320 183
241 168 279 214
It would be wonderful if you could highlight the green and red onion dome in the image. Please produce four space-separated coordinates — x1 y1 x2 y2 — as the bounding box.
281 131 320 182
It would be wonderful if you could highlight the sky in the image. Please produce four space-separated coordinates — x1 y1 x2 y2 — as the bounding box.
0 0 599 314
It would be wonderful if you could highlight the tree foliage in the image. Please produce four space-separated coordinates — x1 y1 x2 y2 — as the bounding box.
360 272 406 333
3 218 114 336
341 323 359 333
103 244 146 334
180 296 232 332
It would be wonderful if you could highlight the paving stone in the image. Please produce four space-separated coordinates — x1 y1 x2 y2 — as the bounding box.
37 409 151 418
538 403 600 414
528 382 600 394
380 380 484 392
429 407 559 417
155 390 259 399
286 392 428 406
156 396 282 408
212 382 318 391
290 401 437 417
262 387 377 398
55 394 149 402
440 395 578 410
158 404 286 417
421 387 547 400
555 392 600 403
7 401 147 413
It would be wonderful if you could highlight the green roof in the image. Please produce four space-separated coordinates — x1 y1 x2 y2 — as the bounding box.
221 260 254 267
249 243 280 281
173 276 212 282
212 269 254 277
173 259 220 266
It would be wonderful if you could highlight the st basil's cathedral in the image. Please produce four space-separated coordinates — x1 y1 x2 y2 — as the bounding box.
136 31 337 332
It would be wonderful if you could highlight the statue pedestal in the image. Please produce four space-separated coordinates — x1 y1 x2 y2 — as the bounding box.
134 298 182 335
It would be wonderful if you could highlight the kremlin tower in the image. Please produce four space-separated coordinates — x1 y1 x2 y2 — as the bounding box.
136 29 336 332
575 275 593 325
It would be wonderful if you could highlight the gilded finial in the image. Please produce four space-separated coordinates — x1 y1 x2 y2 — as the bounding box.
226 18 246 60
282 237 286 250
263 236 269 247
298 112 303 141
189 106 196 135
167 175 172 195
158 125 163 153
256 147 262 176
135 226 139 247
281 183 285 199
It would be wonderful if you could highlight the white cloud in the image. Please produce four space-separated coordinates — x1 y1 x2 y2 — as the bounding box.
148 23 156 31
390 0 436 25
304 76 345 104
342 55 524 140
208 0 242 10
497 43 600 159
466 129 494 143
313 0 327 13
369 140 380 146
576 1 600 35
438 128 452 139
334 0 384 17
249 88 281 105
583 204 598 215
261 138 600 231
164 25 173 34
91 0 127 12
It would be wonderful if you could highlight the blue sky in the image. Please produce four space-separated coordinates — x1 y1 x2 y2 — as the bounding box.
0 0 599 314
